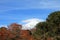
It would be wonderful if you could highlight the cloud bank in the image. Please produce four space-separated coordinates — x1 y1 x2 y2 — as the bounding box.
22 18 44 30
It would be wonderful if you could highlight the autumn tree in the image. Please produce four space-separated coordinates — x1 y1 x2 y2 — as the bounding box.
0 27 8 40
20 30 34 40
8 23 22 40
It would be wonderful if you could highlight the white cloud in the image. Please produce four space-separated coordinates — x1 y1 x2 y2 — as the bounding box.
39 0 60 9
22 18 44 30
0 0 60 12
0 25 7 28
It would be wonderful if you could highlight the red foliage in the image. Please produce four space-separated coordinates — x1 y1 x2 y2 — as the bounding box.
0 23 34 40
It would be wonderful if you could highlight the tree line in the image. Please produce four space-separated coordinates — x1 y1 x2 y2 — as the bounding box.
0 23 34 40
0 11 60 40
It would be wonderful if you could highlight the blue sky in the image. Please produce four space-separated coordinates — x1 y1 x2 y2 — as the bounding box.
0 0 60 27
